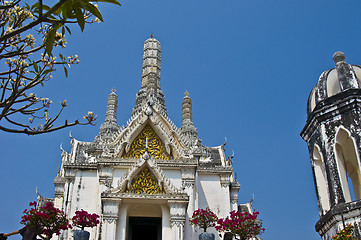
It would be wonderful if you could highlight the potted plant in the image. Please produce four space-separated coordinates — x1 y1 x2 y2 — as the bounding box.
21 201 71 240
215 210 265 240
189 208 218 240
71 209 100 240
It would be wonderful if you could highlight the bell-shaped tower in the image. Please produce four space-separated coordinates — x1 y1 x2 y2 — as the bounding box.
301 52 361 239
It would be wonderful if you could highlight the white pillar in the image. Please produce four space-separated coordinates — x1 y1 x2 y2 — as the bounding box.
169 201 187 240
182 168 196 240
117 203 128 240
161 205 171 239
102 199 121 240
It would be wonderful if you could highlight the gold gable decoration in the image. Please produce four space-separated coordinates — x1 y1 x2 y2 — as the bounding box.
122 124 170 160
127 168 164 194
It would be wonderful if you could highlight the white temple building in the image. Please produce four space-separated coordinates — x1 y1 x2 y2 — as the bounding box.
51 36 241 240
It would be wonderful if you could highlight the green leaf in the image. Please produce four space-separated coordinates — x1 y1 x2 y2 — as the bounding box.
32 62 38 72
60 1 71 20
73 5 85 31
42 4 51 11
65 25 72 35
59 53 65 60
61 26 65 36
81 1 103 21
95 0 121 6
45 26 57 55
63 66 68 78
43 69 54 76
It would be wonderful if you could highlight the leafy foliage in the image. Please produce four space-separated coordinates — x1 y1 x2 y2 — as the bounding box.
0 0 120 135
189 208 218 232
332 224 357 240
215 210 265 240
21 201 71 240
71 209 100 230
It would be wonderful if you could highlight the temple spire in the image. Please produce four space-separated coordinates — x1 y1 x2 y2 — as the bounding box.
182 91 193 122
133 36 167 116
180 91 198 145
97 89 119 141
141 35 161 90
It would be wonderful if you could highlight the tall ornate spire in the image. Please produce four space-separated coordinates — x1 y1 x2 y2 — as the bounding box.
141 36 161 90
133 35 167 116
180 91 198 145
97 89 119 141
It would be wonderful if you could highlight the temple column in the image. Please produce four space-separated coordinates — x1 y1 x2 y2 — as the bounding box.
161 205 172 239
182 168 196 240
101 199 121 240
169 201 187 240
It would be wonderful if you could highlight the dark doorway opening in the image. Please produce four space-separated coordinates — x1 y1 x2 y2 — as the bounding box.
128 217 162 240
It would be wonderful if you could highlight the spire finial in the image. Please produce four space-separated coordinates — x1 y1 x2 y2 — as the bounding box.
149 33 154 38
185 90 189 97
333 51 346 63
111 88 116 93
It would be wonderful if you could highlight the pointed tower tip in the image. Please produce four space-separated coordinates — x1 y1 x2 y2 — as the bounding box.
184 90 189 97
111 88 116 93
149 33 154 38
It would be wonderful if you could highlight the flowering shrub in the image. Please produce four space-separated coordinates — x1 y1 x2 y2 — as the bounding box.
21 201 71 240
215 210 265 240
72 209 100 230
332 224 357 240
189 208 218 232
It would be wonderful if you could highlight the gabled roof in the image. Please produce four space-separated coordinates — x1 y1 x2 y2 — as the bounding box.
110 153 183 195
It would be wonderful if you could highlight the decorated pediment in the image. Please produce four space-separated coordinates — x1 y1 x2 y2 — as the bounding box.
127 167 165 194
122 124 171 160
111 157 182 195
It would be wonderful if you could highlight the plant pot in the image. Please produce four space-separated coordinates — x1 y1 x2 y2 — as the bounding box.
73 230 90 240
223 232 233 240
199 232 215 240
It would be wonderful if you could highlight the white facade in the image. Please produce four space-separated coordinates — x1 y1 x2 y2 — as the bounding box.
51 36 240 240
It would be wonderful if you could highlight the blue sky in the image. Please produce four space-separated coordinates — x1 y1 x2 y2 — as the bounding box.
2 0 361 239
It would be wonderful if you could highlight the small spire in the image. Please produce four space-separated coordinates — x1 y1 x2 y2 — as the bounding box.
98 89 119 140
180 91 198 143
111 88 116 93
149 33 154 38
182 91 192 122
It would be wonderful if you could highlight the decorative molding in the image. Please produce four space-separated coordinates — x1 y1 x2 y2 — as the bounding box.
220 174 231 188
102 198 121 218
103 216 118 224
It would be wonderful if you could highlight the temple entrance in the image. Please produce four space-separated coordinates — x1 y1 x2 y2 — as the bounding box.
128 217 162 240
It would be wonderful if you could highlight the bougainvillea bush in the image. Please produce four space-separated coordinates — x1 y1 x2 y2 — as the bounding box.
72 209 100 230
332 224 357 240
189 208 218 232
21 201 71 240
215 210 265 240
